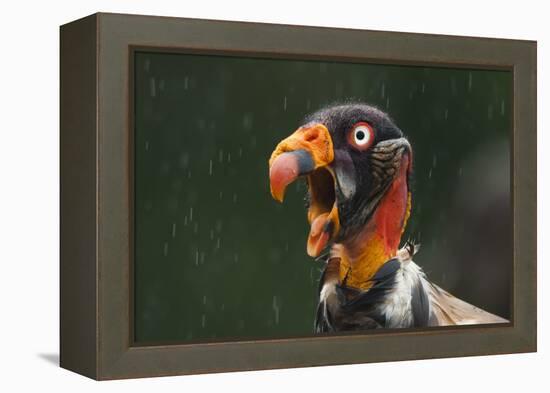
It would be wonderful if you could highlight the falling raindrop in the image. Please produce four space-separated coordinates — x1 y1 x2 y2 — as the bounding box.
500 99 505 115
209 159 213 175
195 249 199 265
233 193 238 203
179 152 189 169
203 295 207 305
238 147 243 157
145 141 149 151
163 242 168 257
381 83 385 99
193 222 199 233
242 113 253 129
283 96 287 111
184 76 189 90
444 109 449 120
468 72 472 92
201 314 206 327
272 296 280 325
150 77 156 98
189 207 194 222
218 149 224 163
428 169 433 179
421 83 426 93
144 58 151 72
171 223 177 238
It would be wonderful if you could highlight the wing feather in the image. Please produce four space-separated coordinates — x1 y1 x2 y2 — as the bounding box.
426 281 508 325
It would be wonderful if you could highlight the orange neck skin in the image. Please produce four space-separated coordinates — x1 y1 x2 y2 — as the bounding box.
335 154 411 291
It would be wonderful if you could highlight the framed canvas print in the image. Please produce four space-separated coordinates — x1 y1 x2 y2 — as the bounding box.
60 12 536 380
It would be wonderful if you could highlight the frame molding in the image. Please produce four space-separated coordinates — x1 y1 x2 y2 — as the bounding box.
60 12 536 380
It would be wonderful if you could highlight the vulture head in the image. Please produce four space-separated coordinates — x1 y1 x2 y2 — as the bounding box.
269 103 413 290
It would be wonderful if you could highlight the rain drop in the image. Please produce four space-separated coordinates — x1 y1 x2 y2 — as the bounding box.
150 77 156 97
272 296 280 325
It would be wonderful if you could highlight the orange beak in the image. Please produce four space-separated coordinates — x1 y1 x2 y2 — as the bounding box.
269 124 340 257
269 124 334 202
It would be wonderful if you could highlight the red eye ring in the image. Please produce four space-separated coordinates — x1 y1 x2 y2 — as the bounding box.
347 122 374 151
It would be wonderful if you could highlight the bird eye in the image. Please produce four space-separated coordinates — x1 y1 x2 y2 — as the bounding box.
348 122 374 151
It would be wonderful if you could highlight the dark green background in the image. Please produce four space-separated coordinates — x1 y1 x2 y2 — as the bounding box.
134 51 512 343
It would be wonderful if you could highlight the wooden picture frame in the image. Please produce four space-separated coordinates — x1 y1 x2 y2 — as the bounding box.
60 12 536 380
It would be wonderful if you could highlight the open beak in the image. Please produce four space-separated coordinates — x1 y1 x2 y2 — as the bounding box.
269 124 340 257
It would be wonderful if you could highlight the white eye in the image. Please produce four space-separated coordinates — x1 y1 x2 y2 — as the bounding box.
348 122 374 151
353 125 372 146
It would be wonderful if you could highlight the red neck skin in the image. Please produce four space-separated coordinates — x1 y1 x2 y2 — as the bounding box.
335 153 411 290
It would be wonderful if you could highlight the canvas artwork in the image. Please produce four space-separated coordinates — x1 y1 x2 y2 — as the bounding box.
133 51 511 344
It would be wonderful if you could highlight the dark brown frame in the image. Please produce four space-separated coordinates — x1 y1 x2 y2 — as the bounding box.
60 12 537 380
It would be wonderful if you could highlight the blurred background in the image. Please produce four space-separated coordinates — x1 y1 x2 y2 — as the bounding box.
133 51 512 344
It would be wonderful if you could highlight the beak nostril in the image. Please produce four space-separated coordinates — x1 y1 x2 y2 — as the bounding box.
304 130 319 142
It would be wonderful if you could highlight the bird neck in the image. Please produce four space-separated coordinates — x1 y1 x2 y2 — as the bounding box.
335 155 412 291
